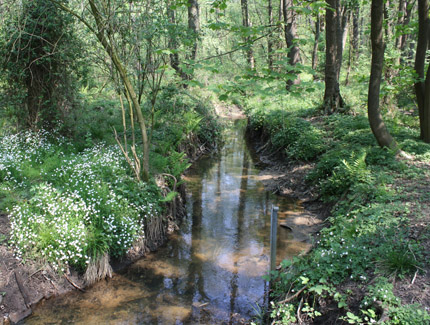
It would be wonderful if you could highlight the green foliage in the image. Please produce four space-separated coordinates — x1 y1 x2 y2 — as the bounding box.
376 240 419 277
248 95 430 323
388 304 430 324
320 151 373 200
270 301 297 324
0 0 84 130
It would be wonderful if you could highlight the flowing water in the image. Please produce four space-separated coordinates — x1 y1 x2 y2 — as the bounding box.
25 118 310 324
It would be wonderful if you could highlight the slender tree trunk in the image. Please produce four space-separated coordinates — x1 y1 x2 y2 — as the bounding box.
268 0 274 70
167 1 188 83
283 0 301 87
188 0 200 61
241 0 255 68
167 2 179 73
88 0 150 179
415 0 430 141
368 0 396 148
396 0 414 64
345 23 353 85
352 5 359 60
323 0 345 114
383 0 392 39
312 13 321 71
395 0 406 50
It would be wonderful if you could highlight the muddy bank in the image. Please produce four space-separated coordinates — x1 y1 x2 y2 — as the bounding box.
245 125 331 244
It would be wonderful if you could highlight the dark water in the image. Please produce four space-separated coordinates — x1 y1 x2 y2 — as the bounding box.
26 118 310 324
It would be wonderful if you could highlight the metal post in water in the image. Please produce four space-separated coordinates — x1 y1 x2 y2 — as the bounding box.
270 205 279 272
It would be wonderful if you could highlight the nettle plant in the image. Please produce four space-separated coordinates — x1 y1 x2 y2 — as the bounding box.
2 130 161 275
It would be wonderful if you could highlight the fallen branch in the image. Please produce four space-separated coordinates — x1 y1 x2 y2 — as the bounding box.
297 297 304 325
410 270 418 286
14 271 31 309
43 274 58 292
29 268 43 278
278 285 307 304
64 274 85 292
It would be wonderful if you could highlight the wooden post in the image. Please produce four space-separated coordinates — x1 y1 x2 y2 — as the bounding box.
270 205 279 272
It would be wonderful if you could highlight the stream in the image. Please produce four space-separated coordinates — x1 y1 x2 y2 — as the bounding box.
25 118 310 324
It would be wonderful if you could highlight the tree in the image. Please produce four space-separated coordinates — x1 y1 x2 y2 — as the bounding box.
282 0 301 87
368 0 396 148
414 0 430 142
188 0 200 62
267 0 274 70
0 0 80 129
48 0 155 179
241 0 255 69
323 0 346 114
311 12 321 72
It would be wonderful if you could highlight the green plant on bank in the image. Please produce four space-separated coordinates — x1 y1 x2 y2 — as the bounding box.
2 131 159 273
243 89 430 323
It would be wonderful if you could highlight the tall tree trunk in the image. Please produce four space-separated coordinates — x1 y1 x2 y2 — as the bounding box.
167 2 179 73
268 0 274 70
345 23 353 85
383 0 392 39
352 5 360 60
167 1 188 83
395 0 406 49
323 0 345 114
241 0 255 68
396 0 414 63
368 0 396 148
415 0 430 141
312 13 321 72
188 0 199 61
283 0 301 87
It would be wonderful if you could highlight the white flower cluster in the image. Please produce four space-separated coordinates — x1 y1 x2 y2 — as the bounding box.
10 183 89 271
2 131 161 272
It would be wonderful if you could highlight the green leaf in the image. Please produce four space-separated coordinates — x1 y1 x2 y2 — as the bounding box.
160 191 178 202
300 276 309 285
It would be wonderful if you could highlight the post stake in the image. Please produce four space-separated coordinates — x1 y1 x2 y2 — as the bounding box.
270 205 279 272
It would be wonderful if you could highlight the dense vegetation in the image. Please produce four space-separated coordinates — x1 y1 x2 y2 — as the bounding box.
1 0 430 323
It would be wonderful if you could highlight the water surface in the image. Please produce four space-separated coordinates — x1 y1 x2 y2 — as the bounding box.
26 118 310 324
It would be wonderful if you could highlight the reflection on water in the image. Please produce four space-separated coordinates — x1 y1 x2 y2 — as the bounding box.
26 119 310 324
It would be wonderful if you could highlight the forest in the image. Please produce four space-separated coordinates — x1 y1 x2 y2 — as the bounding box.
0 0 430 323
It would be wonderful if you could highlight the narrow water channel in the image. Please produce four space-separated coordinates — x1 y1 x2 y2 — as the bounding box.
25 118 310 324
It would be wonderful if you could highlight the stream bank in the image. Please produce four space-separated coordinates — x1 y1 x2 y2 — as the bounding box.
245 126 330 244
0 132 215 325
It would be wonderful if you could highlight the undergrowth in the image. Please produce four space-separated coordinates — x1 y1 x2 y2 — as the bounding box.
244 87 430 324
